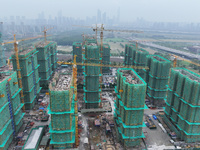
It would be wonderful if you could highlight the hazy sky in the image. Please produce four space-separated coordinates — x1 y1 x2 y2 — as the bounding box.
1 0 200 22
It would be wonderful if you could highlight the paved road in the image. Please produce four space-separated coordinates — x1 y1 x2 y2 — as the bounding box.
140 42 200 60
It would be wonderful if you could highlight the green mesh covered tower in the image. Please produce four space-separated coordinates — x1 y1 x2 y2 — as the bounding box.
144 55 171 107
36 42 56 88
12 48 42 110
164 68 200 143
83 43 101 109
124 44 149 77
0 71 25 150
102 44 110 74
0 32 6 68
50 42 58 72
49 72 75 149
114 69 147 148
73 42 83 74
124 44 136 66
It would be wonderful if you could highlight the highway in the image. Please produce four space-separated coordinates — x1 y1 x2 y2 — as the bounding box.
139 42 200 60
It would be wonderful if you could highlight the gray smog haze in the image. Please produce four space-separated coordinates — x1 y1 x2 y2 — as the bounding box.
1 0 200 22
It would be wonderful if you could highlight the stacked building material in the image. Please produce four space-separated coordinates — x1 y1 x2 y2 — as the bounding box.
144 55 171 107
73 42 83 74
102 44 110 74
164 68 200 143
50 42 58 72
49 72 75 149
12 48 42 110
124 44 149 77
114 68 147 147
0 32 6 68
83 43 101 109
36 42 55 88
0 71 24 150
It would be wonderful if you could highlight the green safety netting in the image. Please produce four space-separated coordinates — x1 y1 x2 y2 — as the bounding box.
83 45 101 108
49 87 74 112
49 75 75 147
73 42 83 73
114 68 147 147
164 68 200 143
102 44 111 73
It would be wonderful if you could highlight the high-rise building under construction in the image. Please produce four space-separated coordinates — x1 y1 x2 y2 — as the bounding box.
114 68 147 147
0 71 24 150
124 44 149 78
12 48 41 110
102 44 110 74
164 68 200 143
73 42 83 74
49 71 75 149
83 41 101 108
144 55 171 106
36 42 57 89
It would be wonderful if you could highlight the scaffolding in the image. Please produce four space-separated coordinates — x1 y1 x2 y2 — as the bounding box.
36 41 57 89
114 68 147 147
102 44 111 74
83 43 101 109
143 55 171 107
73 42 83 74
0 71 24 150
124 44 149 77
12 48 42 110
50 42 58 72
49 72 75 149
164 68 200 143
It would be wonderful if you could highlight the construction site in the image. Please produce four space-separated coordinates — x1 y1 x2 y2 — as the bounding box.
0 23 200 150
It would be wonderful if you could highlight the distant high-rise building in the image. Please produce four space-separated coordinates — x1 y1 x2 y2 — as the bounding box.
117 7 120 23
102 12 107 23
97 9 101 23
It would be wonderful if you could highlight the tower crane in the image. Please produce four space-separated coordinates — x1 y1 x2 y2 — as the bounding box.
72 24 143 146
1 34 47 111
57 56 148 148
42 27 54 43
74 24 143 106
170 54 200 68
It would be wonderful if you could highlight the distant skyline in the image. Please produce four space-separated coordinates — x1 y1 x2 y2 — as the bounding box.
1 0 200 23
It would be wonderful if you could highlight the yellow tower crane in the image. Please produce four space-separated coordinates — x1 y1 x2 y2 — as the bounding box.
42 27 54 43
170 54 200 68
81 24 143 107
71 24 143 146
2 34 47 111
57 57 148 148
